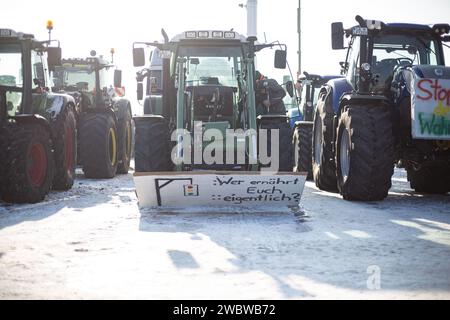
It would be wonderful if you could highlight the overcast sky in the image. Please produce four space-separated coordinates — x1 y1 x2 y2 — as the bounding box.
2 0 450 92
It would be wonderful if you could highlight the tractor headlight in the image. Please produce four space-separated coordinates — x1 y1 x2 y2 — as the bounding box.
362 63 371 72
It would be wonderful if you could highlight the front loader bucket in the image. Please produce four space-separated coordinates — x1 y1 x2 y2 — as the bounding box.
134 172 306 209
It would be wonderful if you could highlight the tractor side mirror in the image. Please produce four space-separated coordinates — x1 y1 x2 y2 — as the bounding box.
137 82 144 101
133 48 146 67
285 81 294 98
47 47 62 71
274 50 287 69
332 22 345 50
114 70 122 88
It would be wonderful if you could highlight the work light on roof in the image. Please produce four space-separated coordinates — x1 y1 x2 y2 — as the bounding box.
198 31 209 38
224 31 236 39
185 31 197 39
212 31 224 38
0 29 13 37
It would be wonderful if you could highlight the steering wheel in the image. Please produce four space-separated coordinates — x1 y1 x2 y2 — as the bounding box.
393 58 414 75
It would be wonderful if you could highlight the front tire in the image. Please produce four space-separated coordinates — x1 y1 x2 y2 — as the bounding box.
2 123 54 204
117 109 133 174
293 122 313 180
336 105 394 201
52 107 77 190
407 166 450 194
312 98 338 192
259 120 294 172
80 113 118 179
134 117 172 172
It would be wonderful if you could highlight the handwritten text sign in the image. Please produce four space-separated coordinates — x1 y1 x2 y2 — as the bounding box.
412 78 450 140
134 172 306 208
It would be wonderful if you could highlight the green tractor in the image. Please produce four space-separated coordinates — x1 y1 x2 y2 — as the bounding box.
0 28 77 203
52 52 133 179
132 30 304 208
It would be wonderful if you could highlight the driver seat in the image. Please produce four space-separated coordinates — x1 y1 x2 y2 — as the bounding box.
372 59 397 95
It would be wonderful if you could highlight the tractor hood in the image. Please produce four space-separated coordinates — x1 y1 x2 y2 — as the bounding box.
412 65 450 79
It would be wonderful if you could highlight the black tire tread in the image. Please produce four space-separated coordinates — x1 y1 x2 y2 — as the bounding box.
312 98 338 192
117 109 133 174
52 107 77 190
337 105 394 201
407 166 450 194
259 121 294 172
1 123 54 203
134 118 172 172
293 122 313 179
79 113 118 179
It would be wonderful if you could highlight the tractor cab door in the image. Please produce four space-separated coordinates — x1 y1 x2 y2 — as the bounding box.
31 49 49 114
346 37 360 91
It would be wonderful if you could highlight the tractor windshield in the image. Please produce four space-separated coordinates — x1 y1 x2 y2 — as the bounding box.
53 65 96 92
372 34 442 67
0 44 23 88
178 46 242 88
0 43 23 115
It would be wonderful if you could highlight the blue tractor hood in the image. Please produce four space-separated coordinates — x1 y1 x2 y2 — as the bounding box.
411 65 450 79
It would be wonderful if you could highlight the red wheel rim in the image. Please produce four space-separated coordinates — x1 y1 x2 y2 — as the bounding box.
64 125 74 172
28 142 47 187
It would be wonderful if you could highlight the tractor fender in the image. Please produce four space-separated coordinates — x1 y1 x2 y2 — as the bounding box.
13 114 51 134
327 78 354 114
44 93 76 121
113 98 132 121
143 95 163 115
83 107 118 124
294 120 314 128
338 93 389 114
257 115 289 126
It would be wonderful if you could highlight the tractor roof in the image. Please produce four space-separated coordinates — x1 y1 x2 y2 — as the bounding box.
0 29 35 41
351 18 450 37
62 57 111 67
170 30 247 44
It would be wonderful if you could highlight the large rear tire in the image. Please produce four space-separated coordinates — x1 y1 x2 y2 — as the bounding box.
52 107 77 190
0 124 12 197
407 166 450 194
2 123 54 204
134 117 172 172
80 113 118 179
293 122 313 180
117 109 133 174
259 120 294 172
312 98 338 192
336 105 394 201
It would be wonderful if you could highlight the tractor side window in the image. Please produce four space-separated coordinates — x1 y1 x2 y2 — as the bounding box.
0 44 23 115
427 41 438 65
31 50 46 89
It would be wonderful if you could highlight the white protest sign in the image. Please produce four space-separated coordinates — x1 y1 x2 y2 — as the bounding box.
134 172 306 208
412 78 450 140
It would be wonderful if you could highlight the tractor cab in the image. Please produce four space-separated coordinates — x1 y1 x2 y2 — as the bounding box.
0 28 61 119
53 54 123 112
332 19 448 95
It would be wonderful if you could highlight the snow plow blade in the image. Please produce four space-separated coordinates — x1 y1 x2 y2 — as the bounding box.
134 172 306 208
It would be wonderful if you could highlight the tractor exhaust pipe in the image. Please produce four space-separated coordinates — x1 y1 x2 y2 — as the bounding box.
246 0 258 38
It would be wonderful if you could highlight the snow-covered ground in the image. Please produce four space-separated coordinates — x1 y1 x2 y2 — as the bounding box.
0 168 449 300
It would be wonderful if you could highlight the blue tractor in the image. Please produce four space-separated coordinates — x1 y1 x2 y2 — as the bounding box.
292 72 342 179
313 15 450 201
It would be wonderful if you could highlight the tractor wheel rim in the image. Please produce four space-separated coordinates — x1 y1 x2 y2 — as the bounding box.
64 125 74 172
340 128 351 183
314 117 322 166
28 142 47 187
109 128 117 166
